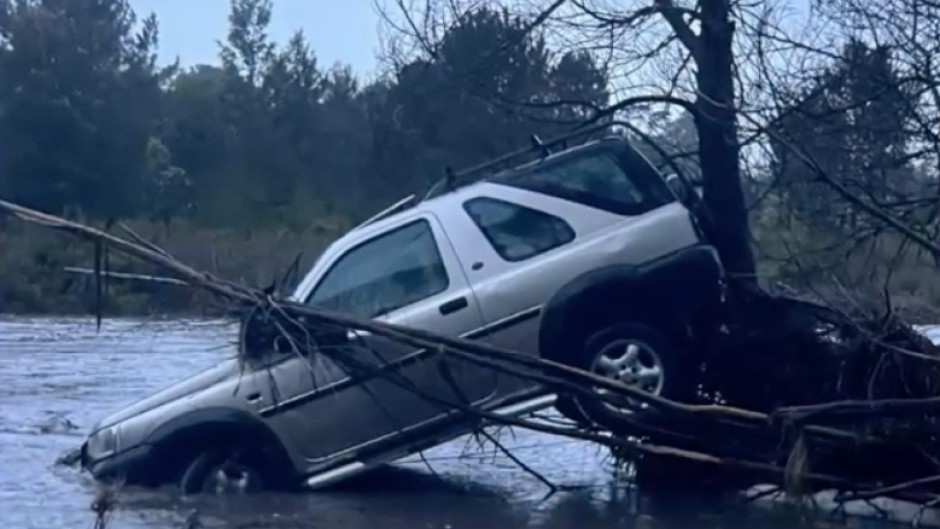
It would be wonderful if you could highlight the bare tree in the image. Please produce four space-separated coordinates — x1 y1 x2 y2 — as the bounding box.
376 0 770 287
735 0 940 318
377 0 940 314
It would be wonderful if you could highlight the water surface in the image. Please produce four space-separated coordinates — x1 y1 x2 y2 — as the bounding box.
2 316 937 529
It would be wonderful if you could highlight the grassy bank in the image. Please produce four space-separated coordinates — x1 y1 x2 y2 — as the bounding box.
0 216 348 316
752 208 940 324
1 210 937 323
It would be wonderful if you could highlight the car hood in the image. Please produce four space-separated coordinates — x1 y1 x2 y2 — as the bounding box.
91 358 241 432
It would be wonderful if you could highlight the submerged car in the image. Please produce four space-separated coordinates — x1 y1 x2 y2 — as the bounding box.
78 127 726 494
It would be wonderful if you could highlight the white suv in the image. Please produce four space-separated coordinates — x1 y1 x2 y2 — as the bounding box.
77 130 725 495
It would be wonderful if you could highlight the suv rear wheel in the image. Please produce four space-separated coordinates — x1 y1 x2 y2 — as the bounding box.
556 322 693 426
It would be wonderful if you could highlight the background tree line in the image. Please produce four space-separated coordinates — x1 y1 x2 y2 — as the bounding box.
0 0 937 319
0 0 608 312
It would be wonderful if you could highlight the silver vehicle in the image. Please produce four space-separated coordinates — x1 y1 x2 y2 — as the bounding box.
78 128 726 494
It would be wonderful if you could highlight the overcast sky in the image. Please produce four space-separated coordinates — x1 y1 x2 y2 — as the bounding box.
127 0 817 94
128 0 383 76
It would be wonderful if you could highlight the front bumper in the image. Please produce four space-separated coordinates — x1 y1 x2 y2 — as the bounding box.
81 441 155 484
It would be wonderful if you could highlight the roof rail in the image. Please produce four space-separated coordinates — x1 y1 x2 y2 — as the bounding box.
422 121 626 201
349 119 691 232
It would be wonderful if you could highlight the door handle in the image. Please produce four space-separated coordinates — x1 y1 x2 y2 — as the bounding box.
347 328 372 341
439 296 468 315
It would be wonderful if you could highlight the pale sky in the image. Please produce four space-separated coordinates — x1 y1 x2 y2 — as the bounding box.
128 0 816 87
129 0 383 76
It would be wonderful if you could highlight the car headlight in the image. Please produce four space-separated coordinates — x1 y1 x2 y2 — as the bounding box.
86 426 119 459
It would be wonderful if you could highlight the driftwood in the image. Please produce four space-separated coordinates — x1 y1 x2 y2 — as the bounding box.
4 198 940 515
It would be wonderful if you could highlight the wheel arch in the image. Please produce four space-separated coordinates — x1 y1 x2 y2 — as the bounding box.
538 245 724 363
144 407 295 485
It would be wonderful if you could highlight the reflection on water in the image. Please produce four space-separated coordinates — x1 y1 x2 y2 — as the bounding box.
0 316 936 529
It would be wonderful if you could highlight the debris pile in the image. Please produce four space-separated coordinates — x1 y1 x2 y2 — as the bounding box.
614 291 940 504
4 198 940 512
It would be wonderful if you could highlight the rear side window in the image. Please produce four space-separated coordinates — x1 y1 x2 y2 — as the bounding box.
463 197 575 262
493 149 673 215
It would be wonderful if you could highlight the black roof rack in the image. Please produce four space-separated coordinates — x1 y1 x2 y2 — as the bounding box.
422 120 628 201
353 119 695 231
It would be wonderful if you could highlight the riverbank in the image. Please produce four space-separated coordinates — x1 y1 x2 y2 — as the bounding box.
0 218 346 316
2 213 938 323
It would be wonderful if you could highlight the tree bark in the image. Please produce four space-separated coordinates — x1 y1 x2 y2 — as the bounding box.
693 0 757 284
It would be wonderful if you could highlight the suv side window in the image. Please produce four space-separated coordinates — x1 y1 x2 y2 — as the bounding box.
306 219 449 318
464 197 575 262
494 149 673 216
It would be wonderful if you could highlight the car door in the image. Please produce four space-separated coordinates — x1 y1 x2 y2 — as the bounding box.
257 211 494 467
438 191 581 355
435 193 579 401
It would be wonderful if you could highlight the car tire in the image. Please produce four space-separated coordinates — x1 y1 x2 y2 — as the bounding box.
179 448 266 496
555 322 694 427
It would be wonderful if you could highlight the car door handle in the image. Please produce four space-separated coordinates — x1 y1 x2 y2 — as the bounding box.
347 328 372 341
439 296 468 315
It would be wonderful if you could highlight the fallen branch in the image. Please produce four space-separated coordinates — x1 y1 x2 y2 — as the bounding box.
63 266 189 286
4 198 940 511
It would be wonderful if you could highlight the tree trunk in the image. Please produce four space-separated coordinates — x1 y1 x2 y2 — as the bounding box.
694 0 757 285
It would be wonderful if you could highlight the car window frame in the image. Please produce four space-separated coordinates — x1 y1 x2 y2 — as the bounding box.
304 217 451 318
462 196 577 263
490 139 674 217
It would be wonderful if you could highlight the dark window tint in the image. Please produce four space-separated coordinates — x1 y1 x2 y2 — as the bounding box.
494 148 673 215
464 197 575 262
306 220 448 318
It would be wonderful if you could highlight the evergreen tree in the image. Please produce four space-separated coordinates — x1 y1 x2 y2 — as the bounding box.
0 0 165 218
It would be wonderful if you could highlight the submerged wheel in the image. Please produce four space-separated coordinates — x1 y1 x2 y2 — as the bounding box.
556 322 694 426
179 448 266 495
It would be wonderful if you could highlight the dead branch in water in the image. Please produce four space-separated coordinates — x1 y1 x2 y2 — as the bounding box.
4 198 940 511
63 266 189 286
90 481 122 529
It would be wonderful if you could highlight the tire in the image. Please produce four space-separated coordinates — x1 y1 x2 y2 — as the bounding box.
555 322 732 494
179 448 267 496
555 322 695 427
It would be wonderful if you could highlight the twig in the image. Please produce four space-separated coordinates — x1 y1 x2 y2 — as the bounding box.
63 266 189 286
479 428 560 494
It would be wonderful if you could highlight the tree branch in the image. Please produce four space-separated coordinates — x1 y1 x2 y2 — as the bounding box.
584 94 698 124
653 0 702 63
756 122 940 260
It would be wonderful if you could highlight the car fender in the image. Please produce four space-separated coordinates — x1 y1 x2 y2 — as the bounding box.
538 245 724 362
145 407 296 482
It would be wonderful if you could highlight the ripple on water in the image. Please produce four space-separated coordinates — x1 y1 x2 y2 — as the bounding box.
0 316 936 529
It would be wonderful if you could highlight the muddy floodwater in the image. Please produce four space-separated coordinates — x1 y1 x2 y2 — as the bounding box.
2 316 939 529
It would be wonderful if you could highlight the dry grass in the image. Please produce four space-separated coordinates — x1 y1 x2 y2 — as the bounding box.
0 217 347 315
